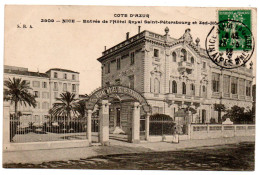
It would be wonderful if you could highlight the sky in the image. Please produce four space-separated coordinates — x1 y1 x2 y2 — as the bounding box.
4 6 256 95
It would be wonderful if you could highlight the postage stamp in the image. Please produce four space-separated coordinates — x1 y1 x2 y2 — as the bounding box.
205 9 254 69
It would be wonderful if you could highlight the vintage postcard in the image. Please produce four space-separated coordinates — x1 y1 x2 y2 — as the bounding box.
2 5 256 170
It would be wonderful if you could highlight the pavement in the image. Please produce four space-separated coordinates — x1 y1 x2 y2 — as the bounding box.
2 136 255 165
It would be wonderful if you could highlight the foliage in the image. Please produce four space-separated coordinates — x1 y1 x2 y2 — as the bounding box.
49 92 78 121
214 103 226 123
223 105 255 124
4 77 36 141
4 77 36 113
74 99 87 118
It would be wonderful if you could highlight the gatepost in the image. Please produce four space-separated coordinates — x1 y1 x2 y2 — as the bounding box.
87 110 92 144
132 102 141 143
99 100 110 146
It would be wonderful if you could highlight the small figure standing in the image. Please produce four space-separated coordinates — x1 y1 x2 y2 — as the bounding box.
172 126 179 144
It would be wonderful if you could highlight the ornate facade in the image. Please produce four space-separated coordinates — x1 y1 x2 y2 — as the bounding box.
98 27 253 129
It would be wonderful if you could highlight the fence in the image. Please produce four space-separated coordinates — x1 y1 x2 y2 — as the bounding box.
10 115 87 143
149 114 175 135
190 124 255 139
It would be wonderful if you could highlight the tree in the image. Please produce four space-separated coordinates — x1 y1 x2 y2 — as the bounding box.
214 104 226 123
4 77 36 118
74 99 87 118
223 105 254 124
49 92 77 125
4 77 36 141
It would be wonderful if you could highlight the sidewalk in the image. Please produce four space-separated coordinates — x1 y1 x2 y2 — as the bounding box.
2 136 255 165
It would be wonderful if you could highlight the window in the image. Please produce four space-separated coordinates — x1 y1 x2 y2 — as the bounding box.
203 62 206 69
190 83 195 95
231 77 238 94
202 85 206 92
72 84 76 92
130 52 135 65
223 75 230 93
246 81 251 96
239 79 245 96
105 62 110 74
117 58 121 70
54 82 58 91
34 91 39 98
180 49 187 61
172 80 177 93
172 52 177 62
64 73 67 79
32 81 40 87
154 78 160 94
212 73 220 92
115 79 121 85
182 82 186 94
42 102 49 109
129 75 134 89
42 92 49 99
72 74 75 80
54 72 58 78
191 57 194 64
37 102 40 109
54 92 58 99
63 83 67 92
154 49 159 57
42 82 47 88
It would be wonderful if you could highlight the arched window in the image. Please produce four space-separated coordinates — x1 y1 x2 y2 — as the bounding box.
181 49 187 61
172 80 177 93
191 57 194 64
154 78 160 94
182 82 186 94
172 52 177 62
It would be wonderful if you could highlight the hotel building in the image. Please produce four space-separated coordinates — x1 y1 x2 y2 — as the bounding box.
97 27 254 133
4 65 80 124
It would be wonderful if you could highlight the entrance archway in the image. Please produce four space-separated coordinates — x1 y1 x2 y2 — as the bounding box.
86 85 151 145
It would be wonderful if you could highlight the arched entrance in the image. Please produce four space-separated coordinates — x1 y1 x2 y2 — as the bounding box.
86 85 151 145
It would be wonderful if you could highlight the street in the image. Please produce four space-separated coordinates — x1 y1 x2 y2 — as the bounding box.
4 142 254 170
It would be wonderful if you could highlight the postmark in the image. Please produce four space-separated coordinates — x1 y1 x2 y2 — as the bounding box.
205 10 254 69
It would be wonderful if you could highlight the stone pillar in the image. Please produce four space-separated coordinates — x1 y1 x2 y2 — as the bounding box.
87 110 92 144
145 113 150 141
99 100 110 146
3 102 10 149
132 102 141 143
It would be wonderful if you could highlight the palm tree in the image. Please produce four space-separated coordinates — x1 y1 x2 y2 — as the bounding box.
49 92 77 125
4 77 36 118
4 77 36 141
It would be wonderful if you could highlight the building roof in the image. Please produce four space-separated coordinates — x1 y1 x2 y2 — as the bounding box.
46 68 79 74
4 68 49 78
97 28 208 62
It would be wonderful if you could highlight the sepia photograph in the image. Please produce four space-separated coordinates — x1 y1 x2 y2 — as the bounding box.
1 4 257 172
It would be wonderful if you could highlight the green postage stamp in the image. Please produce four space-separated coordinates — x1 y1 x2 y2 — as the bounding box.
206 9 254 69
218 10 252 51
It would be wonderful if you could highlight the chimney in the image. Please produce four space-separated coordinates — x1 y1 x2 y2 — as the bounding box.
138 26 141 34
104 46 106 51
126 32 129 40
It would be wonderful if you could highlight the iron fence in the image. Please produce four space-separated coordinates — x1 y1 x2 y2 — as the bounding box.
10 115 87 143
149 114 175 136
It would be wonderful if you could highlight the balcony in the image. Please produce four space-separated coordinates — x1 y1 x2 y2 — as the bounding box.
178 61 193 74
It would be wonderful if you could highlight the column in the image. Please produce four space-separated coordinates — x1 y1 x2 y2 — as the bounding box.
3 102 10 150
87 110 92 144
99 100 110 146
145 113 150 141
132 102 141 143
